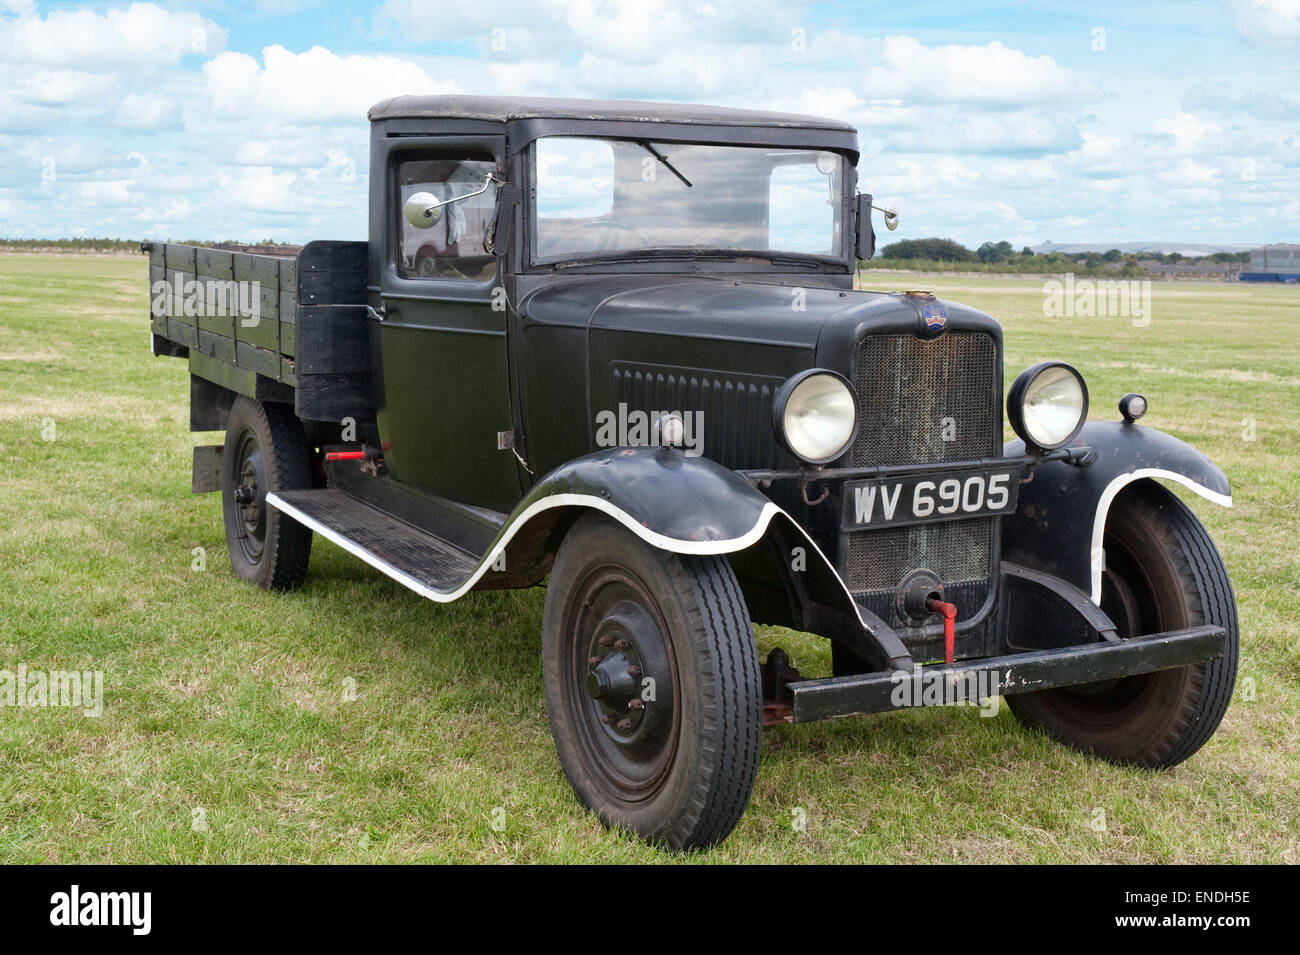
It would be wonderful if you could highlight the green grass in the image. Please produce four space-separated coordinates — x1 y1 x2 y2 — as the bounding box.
1 255 1297 863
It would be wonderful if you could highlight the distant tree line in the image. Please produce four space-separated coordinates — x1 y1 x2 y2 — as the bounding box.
872 238 1250 273
0 238 299 253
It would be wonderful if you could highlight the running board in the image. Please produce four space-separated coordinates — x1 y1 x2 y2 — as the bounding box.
268 488 480 600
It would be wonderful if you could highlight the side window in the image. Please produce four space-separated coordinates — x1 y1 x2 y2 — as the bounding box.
397 155 498 280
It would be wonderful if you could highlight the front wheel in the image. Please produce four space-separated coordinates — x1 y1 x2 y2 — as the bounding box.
1008 483 1238 767
542 514 762 849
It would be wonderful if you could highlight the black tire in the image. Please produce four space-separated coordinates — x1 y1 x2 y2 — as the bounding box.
1008 482 1238 768
220 396 313 591
542 513 762 849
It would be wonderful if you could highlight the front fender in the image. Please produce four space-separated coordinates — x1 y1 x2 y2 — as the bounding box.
1002 421 1232 604
508 445 780 553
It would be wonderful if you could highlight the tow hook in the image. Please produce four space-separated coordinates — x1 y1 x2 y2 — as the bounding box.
926 598 958 664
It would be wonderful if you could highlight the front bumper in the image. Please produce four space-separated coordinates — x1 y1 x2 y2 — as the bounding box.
778 624 1225 723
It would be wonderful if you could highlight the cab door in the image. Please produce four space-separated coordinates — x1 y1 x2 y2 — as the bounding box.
374 137 520 513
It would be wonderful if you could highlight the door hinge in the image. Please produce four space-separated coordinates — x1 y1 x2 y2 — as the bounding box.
496 430 516 451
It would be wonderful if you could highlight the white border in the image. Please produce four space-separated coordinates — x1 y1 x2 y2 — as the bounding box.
1089 468 1232 605
267 490 782 604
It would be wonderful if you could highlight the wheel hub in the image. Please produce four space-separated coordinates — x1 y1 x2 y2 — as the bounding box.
583 600 672 745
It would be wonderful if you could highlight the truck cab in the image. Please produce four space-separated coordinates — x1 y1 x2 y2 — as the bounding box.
149 95 1238 850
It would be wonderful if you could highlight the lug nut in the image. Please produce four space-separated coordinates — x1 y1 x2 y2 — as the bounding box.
613 638 632 651
588 656 602 667
597 635 613 647
626 664 642 678
627 699 645 711
616 719 634 732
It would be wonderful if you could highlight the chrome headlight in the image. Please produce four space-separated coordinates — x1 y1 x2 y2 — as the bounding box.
773 370 859 465
1008 361 1089 450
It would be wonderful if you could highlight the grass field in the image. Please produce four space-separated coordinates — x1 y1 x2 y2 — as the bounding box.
1 254 1297 863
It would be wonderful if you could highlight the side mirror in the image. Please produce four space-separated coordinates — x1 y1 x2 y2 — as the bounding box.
855 194 875 261
405 192 443 229
854 194 900 260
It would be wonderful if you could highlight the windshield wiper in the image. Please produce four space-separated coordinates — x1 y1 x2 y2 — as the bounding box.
637 142 692 188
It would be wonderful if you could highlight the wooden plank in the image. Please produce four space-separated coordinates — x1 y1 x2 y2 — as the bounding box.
297 305 368 374
166 317 198 349
196 279 237 338
298 270 366 305
296 373 372 423
280 320 297 357
195 248 234 280
197 329 236 364
280 358 298 387
164 244 196 275
235 340 281 380
232 252 278 287
236 283 279 352
148 243 165 268
189 348 256 399
299 240 367 274
280 256 297 290
167 268 194 321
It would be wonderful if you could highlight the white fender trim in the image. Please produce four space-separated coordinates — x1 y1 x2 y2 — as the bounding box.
268 490 783 604
1089 468 1232 605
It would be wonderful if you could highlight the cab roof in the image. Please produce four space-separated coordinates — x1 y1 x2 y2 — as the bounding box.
367 94 855 132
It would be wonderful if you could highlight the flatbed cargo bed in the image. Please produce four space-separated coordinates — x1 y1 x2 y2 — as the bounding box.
145 239 371 422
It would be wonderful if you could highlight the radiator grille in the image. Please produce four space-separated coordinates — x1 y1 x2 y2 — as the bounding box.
844 331 1000 623
611 363 788 471
851 332 998 466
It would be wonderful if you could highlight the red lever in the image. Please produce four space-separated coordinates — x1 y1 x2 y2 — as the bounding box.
324 450 366 461
926 598 958 664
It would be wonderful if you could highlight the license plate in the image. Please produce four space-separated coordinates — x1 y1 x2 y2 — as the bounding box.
841 466 1022 530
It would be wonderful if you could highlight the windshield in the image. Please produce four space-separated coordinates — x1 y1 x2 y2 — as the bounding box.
532 137 845 264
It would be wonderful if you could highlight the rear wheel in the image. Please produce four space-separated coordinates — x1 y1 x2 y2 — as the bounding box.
1008 483 1238 767
220 397 313 591
542 514 762 849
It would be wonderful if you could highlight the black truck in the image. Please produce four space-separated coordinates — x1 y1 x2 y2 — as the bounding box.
146 95 1238 849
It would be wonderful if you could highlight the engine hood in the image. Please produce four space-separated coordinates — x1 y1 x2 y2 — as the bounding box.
513 273 1002 478
518 274 1000 357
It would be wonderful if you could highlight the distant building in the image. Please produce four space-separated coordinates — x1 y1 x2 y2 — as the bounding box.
1245 244 1300 281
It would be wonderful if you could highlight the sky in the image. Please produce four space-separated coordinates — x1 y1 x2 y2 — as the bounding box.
0 0 1297 249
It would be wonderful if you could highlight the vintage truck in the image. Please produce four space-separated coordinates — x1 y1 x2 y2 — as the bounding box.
146 95 1238 849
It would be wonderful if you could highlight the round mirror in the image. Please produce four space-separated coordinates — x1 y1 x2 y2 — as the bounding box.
405 192 443 229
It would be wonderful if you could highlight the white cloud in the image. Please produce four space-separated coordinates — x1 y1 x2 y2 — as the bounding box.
203 44 461 122
13 70 109 105
0 2 226 67
116 92 181 130
892 110 1081 155
214 166 302 212
1232 0 1300 46
574 45 767 98
865 36 1083 106
1159 159 1220 187
379 0 790 61
1152 112 1222 153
